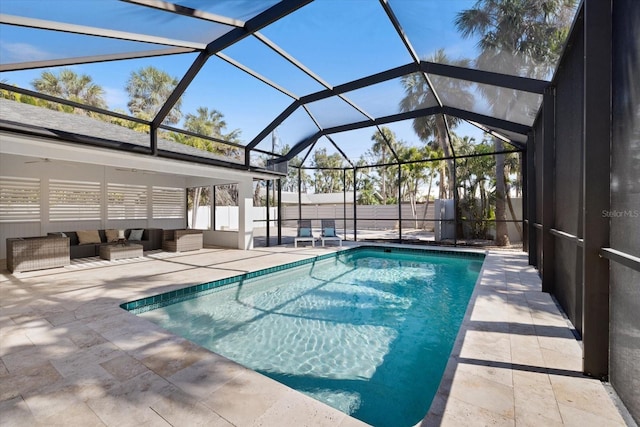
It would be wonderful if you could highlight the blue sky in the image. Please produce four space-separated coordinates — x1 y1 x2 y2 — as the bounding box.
0 0 499 160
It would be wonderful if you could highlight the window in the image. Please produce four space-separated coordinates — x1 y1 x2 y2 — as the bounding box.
214 184 238 231
187 186 211 230
108 183 148 220
152 186 185 219
49 179 101 221
0 177 40 223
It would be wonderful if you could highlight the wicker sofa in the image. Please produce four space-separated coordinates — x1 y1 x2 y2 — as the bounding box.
48 228 163 259
162 229 203 252
6 235 70 273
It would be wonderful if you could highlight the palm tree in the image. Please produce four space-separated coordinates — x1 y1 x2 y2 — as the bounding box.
400 49 473 199
126 66 182 125
504 150 523 239
184 107 227 136
455 0 576 245
177 106 242 226
455 0 577 79
31 68 107 114
180 106 241 157
370 127 398 204
455 136 496 238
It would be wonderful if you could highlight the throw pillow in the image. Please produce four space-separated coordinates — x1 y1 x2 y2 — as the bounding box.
299 227 311 237
324 227 335 237
76 230 101 245
105 229 119 242
129 229 144 241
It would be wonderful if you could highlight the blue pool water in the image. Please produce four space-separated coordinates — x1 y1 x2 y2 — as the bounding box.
130 247 483 426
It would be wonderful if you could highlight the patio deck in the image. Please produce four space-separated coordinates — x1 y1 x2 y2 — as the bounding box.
0 245 628 426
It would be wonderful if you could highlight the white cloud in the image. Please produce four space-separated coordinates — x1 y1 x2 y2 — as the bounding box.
0 42 53 63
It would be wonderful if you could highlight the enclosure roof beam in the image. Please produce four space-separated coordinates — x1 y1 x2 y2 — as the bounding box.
375 125 400 162
122 0 246 28
0 83 149 124
379 0 420 64
274 106 441 164
326 135 355 168
322 106 443 135
246 57 542 153
464 120 527 150
333 63 420 97
442 107 531 136
0 48 194 72
379 0 446 111
152 0 312 129
0 122 284 176
254 32 334 91
298 138 320 168
276 104 530 164
246 101 301 150
420 61 548 94
283 132 323 162
215 52 298 100
0 14 206 49
353 148 523 170
299 63 419 105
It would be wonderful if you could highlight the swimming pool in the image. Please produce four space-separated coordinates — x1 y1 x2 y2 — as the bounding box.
123 246 483 426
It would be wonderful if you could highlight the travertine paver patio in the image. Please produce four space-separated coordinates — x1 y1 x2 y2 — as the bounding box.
0 244 628 426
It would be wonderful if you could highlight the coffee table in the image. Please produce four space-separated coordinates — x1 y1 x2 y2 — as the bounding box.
99 243 143 261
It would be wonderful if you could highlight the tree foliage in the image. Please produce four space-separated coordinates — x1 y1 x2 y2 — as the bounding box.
455 0 576 245
369 127 399 203
126 66 182 125
170 106 242 160
282 146 311 194
455 0 576 79
30 68 107 115
455 137 496 239
311 148 347 193
400 49 473 199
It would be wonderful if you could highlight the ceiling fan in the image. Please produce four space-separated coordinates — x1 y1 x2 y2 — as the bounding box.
115 167 156 175
24 157 52 164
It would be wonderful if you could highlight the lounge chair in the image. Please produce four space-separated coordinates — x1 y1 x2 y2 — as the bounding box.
321 219 342 247
294 220 315 247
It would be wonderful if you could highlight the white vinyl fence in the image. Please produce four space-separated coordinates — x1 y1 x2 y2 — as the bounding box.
281 203 437 231
190 199 523 242
188 206 277 231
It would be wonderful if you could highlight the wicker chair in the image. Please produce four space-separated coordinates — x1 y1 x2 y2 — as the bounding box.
6 236 70 273
162 229 203 252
